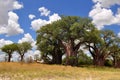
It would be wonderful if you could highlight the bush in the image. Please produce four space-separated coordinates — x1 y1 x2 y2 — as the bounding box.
104 59 113 67
78 52 93 65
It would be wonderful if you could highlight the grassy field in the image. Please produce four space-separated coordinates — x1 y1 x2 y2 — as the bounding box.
0 62 119 80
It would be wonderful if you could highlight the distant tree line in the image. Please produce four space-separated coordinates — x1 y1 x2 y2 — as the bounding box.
0 16 120 68
0 42 32 62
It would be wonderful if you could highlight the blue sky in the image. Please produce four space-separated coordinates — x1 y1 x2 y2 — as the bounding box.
7 0 93 42
0 0 120 50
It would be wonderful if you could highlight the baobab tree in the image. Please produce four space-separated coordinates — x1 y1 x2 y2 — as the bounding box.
37 16 95 66
85 30 116 66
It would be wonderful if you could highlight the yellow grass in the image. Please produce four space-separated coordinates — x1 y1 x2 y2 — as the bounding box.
0 62 119 80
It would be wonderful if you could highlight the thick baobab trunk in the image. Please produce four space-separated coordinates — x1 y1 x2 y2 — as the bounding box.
89 47 106 66
65 44 78 66
113 56 120 68
116 60 120 68
60 39 81 66
52 53 62 64
93 56 105 66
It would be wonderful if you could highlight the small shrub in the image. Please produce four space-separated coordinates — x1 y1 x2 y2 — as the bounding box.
104 59 113 67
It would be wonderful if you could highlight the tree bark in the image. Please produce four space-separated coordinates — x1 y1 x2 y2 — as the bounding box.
8 54 12 62
116 60 120 68
113 56 120 68
52 53 62 64
65 43 78 66
88 45 106 66
93 55 105 66
20 54 24 62
59 39 81 66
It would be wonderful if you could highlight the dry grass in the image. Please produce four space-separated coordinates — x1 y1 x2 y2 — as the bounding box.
0 62 119 80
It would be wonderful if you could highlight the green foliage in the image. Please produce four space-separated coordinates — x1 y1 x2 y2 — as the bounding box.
16 42 32 61
36 16 95 66
1 43 18 62
85 29 117 66
16 42 32 55
104 59 113 67
78 51 93 65
1 43 18 54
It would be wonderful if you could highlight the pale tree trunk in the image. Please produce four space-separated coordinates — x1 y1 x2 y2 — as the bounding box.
64 42 78 66
59 39 82 66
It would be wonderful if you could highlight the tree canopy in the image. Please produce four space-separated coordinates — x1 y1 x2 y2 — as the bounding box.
36 16 95 66
1 43 18 62
16 42 32 62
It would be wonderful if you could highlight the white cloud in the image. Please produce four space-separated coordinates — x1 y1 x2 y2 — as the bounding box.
13 1 23 9
0 54 6 62
33 50 41 60
31 19 48 31
0 0 15 25
0 0 23 36
24 50 41 62
18 33 34 43
31 41 37 50
0 39 13 48
7 11 24 36
0 11 24 36
31 13 61 31
93 0 120 8
48 13 61 23
34 50 40 55
28 14 36 20
31 7 61 31
118 32 120 37
0 25 7 34
38 7 50 16
18 33 37 50
89 1 120 30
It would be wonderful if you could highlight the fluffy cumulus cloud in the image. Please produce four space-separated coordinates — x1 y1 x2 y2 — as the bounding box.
0 0 23 36
31 7 61 31
31 19 48 31
8 11 24 36
0 0 14 25
38 7 50 16
48 13 61 23
89 0 120 30
93 0 120 8
34 50 40 55
13 1 23 9
0 39 13 48
25 50 40 59
18 33 37 50
28 14 36 20
118 32 120 37
18 33 34 43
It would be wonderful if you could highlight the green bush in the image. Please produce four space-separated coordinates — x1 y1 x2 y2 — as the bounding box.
104 59 113 67
78 52 93 65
